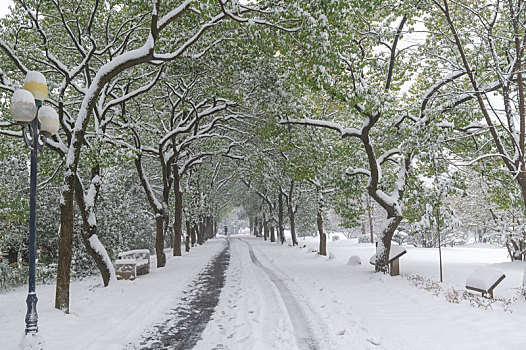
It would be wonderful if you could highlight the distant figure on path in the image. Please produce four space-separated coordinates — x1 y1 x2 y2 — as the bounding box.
224 226 228 236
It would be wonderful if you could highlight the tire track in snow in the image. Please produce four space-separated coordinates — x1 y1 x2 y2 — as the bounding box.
193 236 297 350
240 238 320 350
127 240 230 350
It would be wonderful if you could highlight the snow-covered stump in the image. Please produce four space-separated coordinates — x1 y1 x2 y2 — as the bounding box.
465 267 506 299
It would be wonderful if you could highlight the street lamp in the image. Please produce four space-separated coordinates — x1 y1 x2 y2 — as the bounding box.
10 71 59 337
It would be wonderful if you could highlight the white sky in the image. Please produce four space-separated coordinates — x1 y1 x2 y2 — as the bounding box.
0 0 12 18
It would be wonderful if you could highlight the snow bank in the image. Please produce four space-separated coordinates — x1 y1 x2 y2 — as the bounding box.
250 237 526 349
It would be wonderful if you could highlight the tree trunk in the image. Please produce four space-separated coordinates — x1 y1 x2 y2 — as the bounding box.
287 181 298 246
198 220 204 245
191 223 197 246
367 196 374 243
270 226 276 242
436 206 443 283
375 216 402 273
254 217 259 237
167 223 173 250
263 216 268 241
290 207 298 246
134 154 166 266
185 220 191 252
73 173 117 282
206 216 213 240
278 192 285 244
203 218 209 242
156 216 166 266
173 170 183 257
317 209 326 256
249 217 254 236
55 178 74 312
258 218 263 239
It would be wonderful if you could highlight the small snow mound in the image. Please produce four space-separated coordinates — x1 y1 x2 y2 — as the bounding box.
328 252 336 260
346 255 361 266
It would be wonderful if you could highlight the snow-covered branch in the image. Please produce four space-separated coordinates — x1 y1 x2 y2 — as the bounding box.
279 117 361 138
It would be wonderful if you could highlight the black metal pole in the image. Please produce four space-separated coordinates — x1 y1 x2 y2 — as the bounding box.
25 108 40 334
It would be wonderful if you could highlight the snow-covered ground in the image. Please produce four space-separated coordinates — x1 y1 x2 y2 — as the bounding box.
0 241 225 350
263 236 526 349
2 235 526 350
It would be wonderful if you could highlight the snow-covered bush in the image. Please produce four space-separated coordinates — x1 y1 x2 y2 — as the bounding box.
392 230 408 245
358 234 372 244
0 262 56 291
346 255 361 266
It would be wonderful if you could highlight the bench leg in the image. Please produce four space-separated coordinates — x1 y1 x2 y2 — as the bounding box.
390 259 400 276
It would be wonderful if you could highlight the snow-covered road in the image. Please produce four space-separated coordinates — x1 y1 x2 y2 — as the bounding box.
4 235 525 350
194 236 375 350
129 240 231 350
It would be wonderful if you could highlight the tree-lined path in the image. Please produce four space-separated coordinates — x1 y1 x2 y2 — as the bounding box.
3 1 526 349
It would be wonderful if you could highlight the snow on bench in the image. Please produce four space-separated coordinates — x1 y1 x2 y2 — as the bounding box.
115 250 150 280
369 245 407 276
465 267 506 299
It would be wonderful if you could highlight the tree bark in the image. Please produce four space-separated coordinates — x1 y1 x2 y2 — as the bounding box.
375 216 402 273
198 220 204 245
270 226 276 242
134 154 166 267
55 185 74 312
206 216 213 240
278 192 285 244
290 210 297 246
287 181 298 246
73 173 115 285
156 216 166 266
191 223 197 246
317 209 326 256
367 196 374 243
173 169 183 257
263 215 268 241
185 220 191 252
215 221 218 237
254 217 259 237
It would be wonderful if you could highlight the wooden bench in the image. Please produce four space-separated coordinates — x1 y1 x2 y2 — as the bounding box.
370 245 407 276
115 249 150 280
465 267 506 299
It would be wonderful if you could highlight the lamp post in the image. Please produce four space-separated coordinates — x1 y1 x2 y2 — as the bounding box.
10 71 59 337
